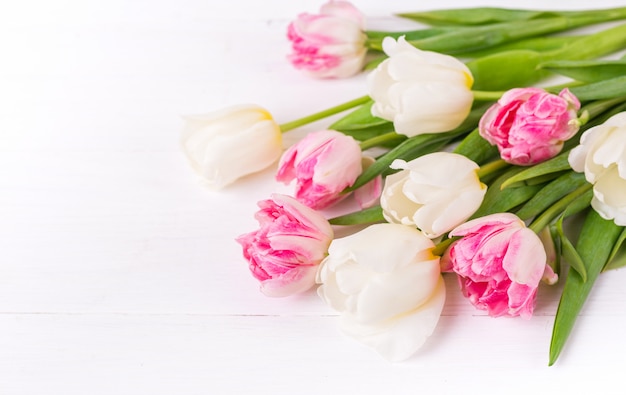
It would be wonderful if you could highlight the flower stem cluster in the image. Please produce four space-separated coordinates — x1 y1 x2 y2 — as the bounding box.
182 2 626 365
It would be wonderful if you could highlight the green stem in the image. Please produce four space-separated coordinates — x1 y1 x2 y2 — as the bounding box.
359 132 405 150
476 158 509 180
278 95 371 133
472 90 505 101
528 182 593 233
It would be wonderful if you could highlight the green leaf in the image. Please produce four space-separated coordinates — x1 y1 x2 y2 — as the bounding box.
549 223 563 275
515 172 587 221
539 59 626 83
468 49 548 91
404 16 616 55
500 152 572 190
543 22 626 64
366 27 455 51
460 35 581 59
567 76 626 101
329 101 401 145
329 101 387 131
555 215 587 282
396 7 626 26
363 56 385 71
603 228 626 271
343 124 399 146
471 167 544 219
469 22 626 91
366 27 453 40
452 128 499 165
561 188 593 218
549 210 623 365
328 206 385 226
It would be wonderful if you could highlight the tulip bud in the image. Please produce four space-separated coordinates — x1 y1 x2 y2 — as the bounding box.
317 223 445 361
180 104 282 189
237 194 333 297
479 88 581 165
367 36 474 137
380 152 487 238
276 130 363 209
287 1 367 79
569 111 626 226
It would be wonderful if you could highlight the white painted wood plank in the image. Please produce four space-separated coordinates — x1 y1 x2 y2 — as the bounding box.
1 313 625 395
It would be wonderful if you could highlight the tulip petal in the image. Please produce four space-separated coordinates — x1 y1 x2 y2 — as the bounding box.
340 276 446 362
261 265 318 297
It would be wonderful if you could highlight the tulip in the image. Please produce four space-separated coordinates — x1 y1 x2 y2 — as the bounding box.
479 88 581 166
180 104 282 189
442 213 550 318
380 152 487 238
276 130 363 210
568 111 626 226
287 0 367 79
236 194 333 297
367 36 474 137
317 223 445 362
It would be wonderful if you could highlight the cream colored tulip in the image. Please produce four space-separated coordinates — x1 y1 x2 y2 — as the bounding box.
367 36 474 137
568 111 626 226
380 152 487 238
316 223 445 362
180 104 282 189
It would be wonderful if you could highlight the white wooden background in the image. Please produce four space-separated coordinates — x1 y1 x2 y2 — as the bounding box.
2 0 626 393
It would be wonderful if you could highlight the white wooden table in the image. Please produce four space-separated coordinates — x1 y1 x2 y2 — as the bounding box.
2 1 626 393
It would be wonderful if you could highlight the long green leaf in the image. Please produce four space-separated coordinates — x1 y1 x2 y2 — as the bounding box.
403 15 623 55
539 59 626 82
603 228 626 271
397 6 626 26
329 101 387 131
470 22 626 91
460 35 581 59
567 76 626 101
452 128 499 165
500 152 571 189
549 210 623 365
328 206 385 226
468 49 548 91
515 172 587 220
555 215 587 282
471 168 544 219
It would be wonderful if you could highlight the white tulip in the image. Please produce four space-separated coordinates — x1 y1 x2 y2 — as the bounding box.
367 36 474 137
380 152 487 238
316 223 445 362
180 104 282 189
568 111 626 226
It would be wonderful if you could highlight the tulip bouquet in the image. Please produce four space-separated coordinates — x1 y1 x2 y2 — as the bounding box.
182 2 626 365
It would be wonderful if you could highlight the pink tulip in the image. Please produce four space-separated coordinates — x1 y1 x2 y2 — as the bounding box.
276 130 363 210
479 88 581 165
236 194 333 297
287 1 367 78
442 213 552 319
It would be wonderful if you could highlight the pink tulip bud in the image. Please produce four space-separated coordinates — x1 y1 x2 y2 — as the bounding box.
442 213 549 319
277 130 363 210
236 194 333 297
287 1 367 79
479 88 581 165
